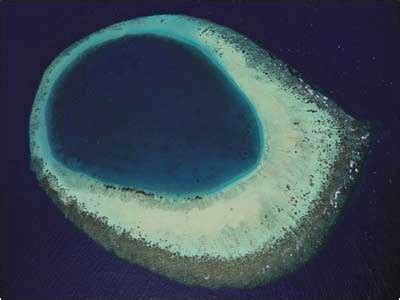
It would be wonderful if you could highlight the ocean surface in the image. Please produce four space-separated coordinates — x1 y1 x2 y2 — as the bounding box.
47 34 262 197
2 3 399 300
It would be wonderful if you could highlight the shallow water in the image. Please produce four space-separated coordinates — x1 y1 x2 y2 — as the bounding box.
46 34 262 197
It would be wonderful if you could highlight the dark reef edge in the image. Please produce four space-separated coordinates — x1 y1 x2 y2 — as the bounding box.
30 116 370 289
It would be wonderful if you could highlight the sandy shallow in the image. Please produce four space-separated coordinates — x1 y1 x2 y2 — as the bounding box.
30 15 370 288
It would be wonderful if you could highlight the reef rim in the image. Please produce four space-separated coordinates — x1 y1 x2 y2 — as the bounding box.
30 14 370 288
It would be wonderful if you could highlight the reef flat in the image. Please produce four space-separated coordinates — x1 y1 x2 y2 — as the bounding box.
30 15 370 288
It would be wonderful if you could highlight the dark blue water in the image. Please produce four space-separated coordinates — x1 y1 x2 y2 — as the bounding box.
47 34 262 196
3 3 399 300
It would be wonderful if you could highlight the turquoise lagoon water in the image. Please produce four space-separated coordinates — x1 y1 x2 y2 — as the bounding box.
46 34 263 197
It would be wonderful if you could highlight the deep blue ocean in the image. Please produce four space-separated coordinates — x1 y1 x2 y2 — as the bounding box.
47 34 262 197
2 3 399 300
